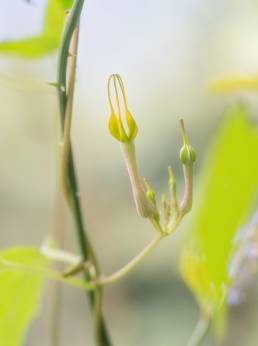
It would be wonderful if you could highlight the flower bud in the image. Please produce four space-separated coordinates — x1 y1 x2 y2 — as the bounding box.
179 119 196 165
144 178 160 222
108 74 138 142
161 194 171 225
144 178 156 205
180 145 196 165
168 166 176 189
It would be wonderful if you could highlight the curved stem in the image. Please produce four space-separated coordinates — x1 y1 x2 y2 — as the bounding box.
99 234 163 285
179 165 193 216
186 314 210 346
42 234 163 287
43 211 184 288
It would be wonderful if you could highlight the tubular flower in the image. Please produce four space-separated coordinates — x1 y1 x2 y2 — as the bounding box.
108 74 138 142
107 74 156 218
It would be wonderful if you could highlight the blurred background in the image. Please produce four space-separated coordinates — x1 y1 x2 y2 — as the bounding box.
1 0 258 345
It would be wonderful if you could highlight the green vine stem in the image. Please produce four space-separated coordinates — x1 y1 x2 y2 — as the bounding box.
57 1 112 345
41 211 184 288
98 234 163 285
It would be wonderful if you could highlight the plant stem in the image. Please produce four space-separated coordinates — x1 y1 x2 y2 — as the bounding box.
57 1 112 345
99 212 183 286
48 102 66 346
61 22 79 205
180 165 193 216
186 314 210 346
48 186 64 346
48 282 62 346
42 212 184 289
99 233 163 285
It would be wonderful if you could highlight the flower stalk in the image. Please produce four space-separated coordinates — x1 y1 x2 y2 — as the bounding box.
43 75 197 290
121 141 156 218
102 74 197 282
178 119 195 216
107 74 196 232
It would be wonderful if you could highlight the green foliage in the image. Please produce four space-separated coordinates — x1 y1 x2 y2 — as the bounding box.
181 105 258 330
61 0 75 9
210 76 258 93
0 0 74 57
0 247 48 346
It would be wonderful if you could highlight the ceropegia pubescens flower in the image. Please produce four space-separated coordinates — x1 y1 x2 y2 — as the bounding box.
107 74 196 229
107 74 155 218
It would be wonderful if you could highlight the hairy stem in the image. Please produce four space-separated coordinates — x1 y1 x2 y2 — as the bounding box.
61 22 79 205
57 1 112 345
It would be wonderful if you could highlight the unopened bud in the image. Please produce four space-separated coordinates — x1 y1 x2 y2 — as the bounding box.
179 119 196 165
168 166 176 189
162 194 171 225
144 178 156 204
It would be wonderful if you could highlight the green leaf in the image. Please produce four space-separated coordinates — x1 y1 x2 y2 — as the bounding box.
0 247 49 346
61 0 75 9
210 76 258 93
181 105 258 328
0 0 74 57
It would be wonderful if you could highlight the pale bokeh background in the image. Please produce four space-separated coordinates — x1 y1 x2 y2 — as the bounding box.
1 0 258 345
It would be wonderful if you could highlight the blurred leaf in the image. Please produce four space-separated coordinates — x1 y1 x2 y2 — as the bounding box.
61 0 75 9
0 246 93 290
0 71 56 93
210 76 258 93
181 105 258 330
0 0 74 57
0 247 48 346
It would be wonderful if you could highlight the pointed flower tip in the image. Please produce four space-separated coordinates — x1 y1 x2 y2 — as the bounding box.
179 119 196 165
144 178 156 203
107 74 138 142
179 119 188 144
168 166 176 188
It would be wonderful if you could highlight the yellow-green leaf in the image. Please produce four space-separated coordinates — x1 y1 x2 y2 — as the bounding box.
181 105 258 326
210 76 258 93
61 0 75 9
0 247 49 346
0 0 71 57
